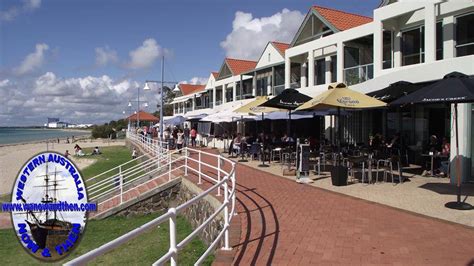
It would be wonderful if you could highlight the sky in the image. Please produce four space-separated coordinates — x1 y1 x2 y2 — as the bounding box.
0 0 380 126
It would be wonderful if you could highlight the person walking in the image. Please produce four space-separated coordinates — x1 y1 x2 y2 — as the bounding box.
184 124 190 147
190 127 197 147
176 129 184 154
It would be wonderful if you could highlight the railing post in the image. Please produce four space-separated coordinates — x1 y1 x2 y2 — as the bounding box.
222 179 231 250
119 165 123 204
198 151 202 184
217 155 221 196
168 150 172 181
184 148 188 177
168 208 178 266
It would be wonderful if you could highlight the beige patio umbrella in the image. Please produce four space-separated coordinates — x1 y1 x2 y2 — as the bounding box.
234 96 286 166
297 82 387 149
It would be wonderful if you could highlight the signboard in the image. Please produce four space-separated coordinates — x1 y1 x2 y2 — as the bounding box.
299 144 310 173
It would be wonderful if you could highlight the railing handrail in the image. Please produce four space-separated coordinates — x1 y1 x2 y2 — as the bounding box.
68 131 236 266
343 62 374 71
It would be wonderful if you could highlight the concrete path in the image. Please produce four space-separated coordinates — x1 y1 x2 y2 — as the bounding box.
186 149 474 265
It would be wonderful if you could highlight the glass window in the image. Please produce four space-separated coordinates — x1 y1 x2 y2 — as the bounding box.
383 31 392 69
344 47 360 68
436 22 443 60
315 58 326 85
330 55 337 83
402 26 425 66
456 13 474 57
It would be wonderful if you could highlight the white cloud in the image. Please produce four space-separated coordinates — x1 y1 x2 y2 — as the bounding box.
126 38 168 69
220 9 304 60
189 77 208 85
0 0 42 22
95 46 118 66
14 43 49 75
0 72 145 126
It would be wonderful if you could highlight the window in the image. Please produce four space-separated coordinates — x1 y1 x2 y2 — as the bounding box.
330 55 337 83
436 21 443 60
268 53 271 62
315 58 326 85
402 26 425 66
383 31 392 69
344 47 360 68
456 13 474 57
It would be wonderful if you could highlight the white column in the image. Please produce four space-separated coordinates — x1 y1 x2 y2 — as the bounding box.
212 87 216 108
393 28 402 68
336 42 344 82
266 75 272 95
252 72 257 96
223 85 227 103
308 50 315 87
450 103 472 183
325 56 332 84
285 56 291 88
192 97 196 111
373 19 384 77
443 16 455 59
232 82 237 102
300 62 307 88
424 3 436 63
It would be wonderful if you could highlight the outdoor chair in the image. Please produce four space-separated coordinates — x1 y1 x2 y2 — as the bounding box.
248 143 261 161
376 155 402 184
347 156 367 184
271 147 282 162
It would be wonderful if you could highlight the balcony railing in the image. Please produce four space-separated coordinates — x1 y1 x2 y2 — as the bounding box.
343 63 374 86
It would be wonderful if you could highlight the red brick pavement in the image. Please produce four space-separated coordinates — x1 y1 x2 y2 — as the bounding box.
184 148 474 266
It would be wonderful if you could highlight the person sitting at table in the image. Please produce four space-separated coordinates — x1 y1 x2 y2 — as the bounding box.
438 137 450 177
233 133 243 154
281 133 294 143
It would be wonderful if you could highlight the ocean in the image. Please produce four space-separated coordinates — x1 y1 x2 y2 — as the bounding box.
0 128 90 145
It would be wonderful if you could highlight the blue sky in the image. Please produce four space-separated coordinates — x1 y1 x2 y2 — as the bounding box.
0 0 379 126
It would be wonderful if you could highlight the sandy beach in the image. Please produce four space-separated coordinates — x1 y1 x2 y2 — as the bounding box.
0 139 126 196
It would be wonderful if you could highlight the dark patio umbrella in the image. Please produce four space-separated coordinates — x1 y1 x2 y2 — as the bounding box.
368 81 422 103
259 88 312 137
390 72 474 210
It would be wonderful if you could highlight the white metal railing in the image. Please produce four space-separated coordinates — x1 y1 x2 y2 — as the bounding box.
67 132 237 266
343 63 374 86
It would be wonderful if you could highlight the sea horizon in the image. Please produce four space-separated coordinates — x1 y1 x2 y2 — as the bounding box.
0 127 91 145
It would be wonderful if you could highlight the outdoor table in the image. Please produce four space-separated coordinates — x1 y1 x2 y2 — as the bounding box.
421 153 448 177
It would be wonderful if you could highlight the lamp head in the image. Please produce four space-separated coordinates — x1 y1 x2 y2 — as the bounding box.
128 102 132 107
143 82 151 91
172 84 180 93
144 102 149 107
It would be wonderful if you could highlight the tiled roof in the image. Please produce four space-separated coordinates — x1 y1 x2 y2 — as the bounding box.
179 84 206 96
313 5 373 31
127 111 159 122
211 72 219 78
225 58 257 76
271 41 290 56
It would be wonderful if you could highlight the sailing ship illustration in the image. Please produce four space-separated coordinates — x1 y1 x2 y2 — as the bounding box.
19 162 73 250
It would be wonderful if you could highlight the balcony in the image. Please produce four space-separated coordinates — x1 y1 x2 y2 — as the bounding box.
343 63 373 86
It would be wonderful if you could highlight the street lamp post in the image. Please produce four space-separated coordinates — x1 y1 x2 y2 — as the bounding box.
144 55 179 140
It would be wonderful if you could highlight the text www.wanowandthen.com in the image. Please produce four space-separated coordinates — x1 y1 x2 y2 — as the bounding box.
1 202 97 212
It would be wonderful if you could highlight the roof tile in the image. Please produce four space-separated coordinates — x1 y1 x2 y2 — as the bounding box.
313 6 372 31
179 84 206 96
225 58 257 76
271 41 290 56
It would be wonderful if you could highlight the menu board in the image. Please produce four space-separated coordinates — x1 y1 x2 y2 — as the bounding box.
299 144 310 172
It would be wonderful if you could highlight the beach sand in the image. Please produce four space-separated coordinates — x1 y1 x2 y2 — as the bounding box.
0 139 126 196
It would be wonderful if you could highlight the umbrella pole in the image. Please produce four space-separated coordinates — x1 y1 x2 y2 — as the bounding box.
445 103 472 210
455 104 460 203
258 112 268 167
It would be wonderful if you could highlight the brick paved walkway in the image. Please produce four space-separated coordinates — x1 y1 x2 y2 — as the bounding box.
186 149 474 265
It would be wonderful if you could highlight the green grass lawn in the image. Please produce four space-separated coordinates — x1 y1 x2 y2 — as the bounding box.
79 146 135 180
0 213 213 265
